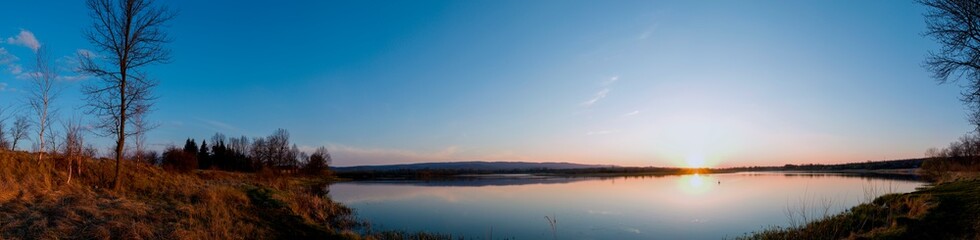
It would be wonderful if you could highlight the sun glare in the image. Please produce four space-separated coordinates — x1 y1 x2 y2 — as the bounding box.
685 154 706 168
688 173 704 187
677 173 714 195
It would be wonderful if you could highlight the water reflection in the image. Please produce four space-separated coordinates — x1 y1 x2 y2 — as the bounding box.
331 172 925 240
678 173 714 195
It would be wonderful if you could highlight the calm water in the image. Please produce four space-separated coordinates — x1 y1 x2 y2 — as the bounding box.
330 172 925 239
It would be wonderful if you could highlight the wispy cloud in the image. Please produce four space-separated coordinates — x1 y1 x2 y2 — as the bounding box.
329 144 461 166
195 118 239 132
48 49 96 82
56 75 90 82
587 130 614 136
0 47 22 75
6 30 40 52
623 110 640 117
76 49 96 58
582 88 610 107
602 76 619 86
9 64 22 75
638 31 653 40
15 71 41 80
637 24 660 40
621 227 641 234
581 76 619 107
0 48 16 64
587 209 621 215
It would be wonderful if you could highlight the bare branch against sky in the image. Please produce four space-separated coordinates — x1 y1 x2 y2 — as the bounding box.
78 0 174 190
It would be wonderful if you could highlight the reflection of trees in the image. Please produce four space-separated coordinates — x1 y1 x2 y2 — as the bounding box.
741 172 923 182
340 171 923 188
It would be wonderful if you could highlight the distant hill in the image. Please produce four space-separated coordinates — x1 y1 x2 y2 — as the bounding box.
778 158 924 171
712 158 924 173
333 161 614 172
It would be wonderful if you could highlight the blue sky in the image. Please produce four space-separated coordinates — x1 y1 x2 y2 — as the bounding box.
0 0 970 167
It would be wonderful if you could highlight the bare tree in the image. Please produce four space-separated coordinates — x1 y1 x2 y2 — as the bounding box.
0 106 10 150
229 135 250 155
10 115 30 151
922 0 980 129
250 137 270 169
131 104 156 164
62 118 86 184
78 0 175 190
0 121 7 151
267 129 292 169
26 47 60 163
302 146 332 175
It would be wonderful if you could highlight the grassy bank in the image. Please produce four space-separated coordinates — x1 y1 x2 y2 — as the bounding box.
738 174 980 240
0 150 458 240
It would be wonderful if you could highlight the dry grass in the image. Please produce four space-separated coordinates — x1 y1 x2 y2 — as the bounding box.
0 150 360 240
738 178 980 240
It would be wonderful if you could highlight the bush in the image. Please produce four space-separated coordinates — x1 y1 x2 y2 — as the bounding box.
302 146 331 176
162 146 197 173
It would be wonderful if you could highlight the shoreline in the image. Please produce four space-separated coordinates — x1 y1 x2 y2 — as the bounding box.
737 173 980 239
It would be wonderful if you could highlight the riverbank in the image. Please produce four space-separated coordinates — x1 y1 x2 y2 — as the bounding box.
0 150 458 240
3 149 960 240
738 173 980 239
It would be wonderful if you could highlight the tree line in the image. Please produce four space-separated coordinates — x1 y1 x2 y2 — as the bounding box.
924 134 980 174
156 128 332 176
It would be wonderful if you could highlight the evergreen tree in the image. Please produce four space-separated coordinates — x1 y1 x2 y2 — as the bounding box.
198 140 211 169
183 139 198 154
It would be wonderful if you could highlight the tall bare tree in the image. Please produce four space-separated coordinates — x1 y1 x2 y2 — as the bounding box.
10 115 30 151
78 0 174 190
922 0 980 129
27 47 60 163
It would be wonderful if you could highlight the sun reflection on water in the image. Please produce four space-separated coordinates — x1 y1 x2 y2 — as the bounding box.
677 173 714 195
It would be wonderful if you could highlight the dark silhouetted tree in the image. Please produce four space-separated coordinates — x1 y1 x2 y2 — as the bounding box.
922 0 980 129
162 146 196 173
198 139 211 169
183 138 197 155
78 0 175 190
250 137 269 170
210 133 230 170
229 135 251 171
303 146 332 175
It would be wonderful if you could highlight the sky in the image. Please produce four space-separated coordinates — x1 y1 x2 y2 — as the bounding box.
0 0 970 167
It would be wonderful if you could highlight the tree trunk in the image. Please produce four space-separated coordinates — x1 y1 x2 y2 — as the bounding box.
67 157 73 184
113 75 126 190
37 117 44 164
113 1 132 190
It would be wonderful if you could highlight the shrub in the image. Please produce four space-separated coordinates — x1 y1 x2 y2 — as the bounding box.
302 146 332 176
162 146 198 173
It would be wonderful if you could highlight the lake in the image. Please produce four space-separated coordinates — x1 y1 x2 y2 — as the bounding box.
330 172 925 239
